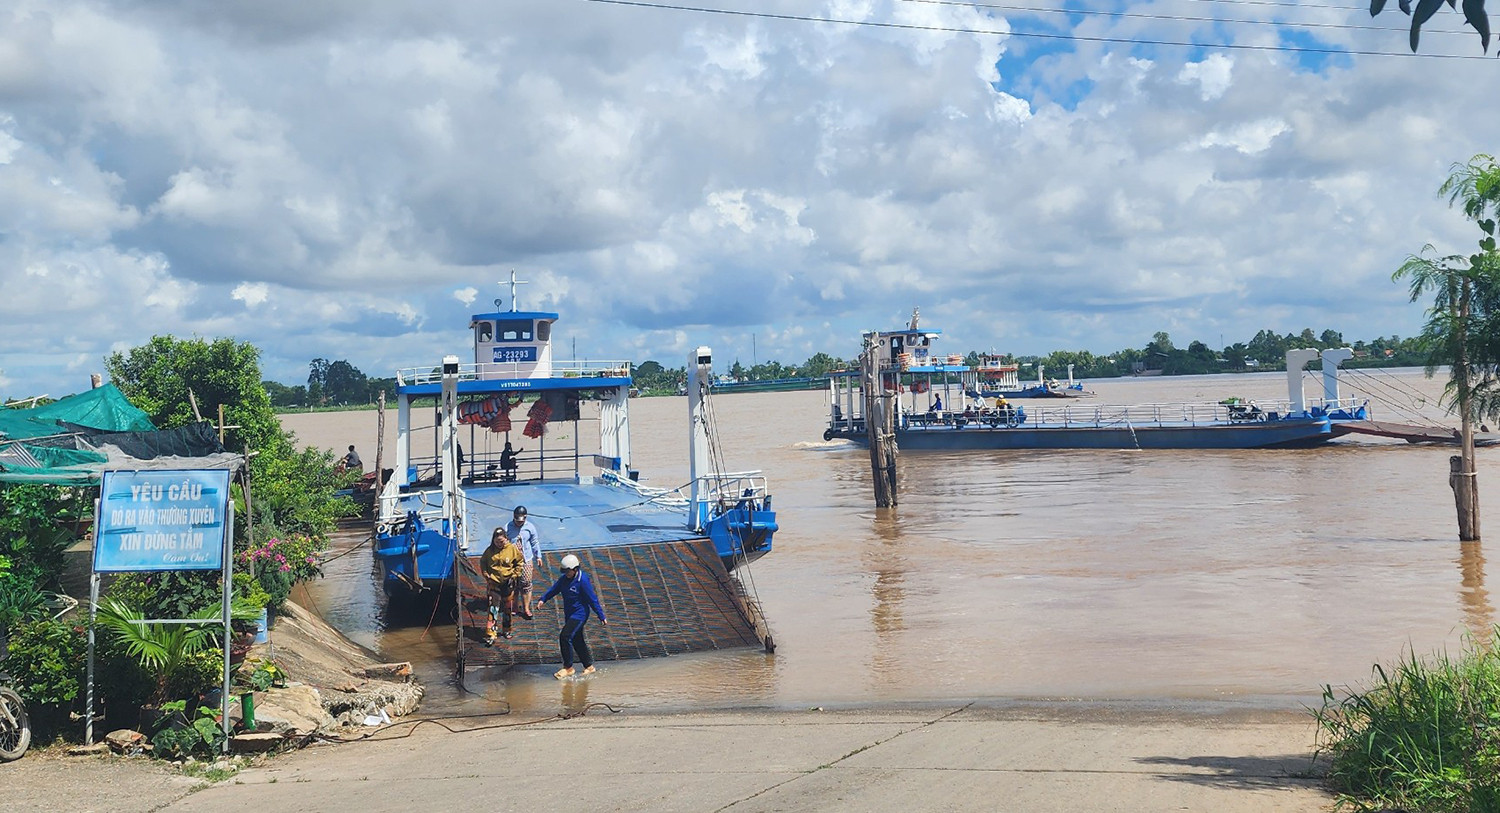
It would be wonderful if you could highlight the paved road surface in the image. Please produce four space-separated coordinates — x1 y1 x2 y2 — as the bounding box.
9 702 1335 812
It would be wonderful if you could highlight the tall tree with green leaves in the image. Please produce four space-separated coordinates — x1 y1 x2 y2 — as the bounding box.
106 337 354 541
1393 154 1500 540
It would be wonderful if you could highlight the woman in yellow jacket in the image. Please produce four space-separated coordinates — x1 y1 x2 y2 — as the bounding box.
481 528 525 644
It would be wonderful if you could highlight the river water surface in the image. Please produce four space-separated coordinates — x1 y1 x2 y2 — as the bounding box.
284 367 1498 715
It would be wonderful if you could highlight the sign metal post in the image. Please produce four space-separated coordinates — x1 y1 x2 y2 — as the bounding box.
85 469 235 750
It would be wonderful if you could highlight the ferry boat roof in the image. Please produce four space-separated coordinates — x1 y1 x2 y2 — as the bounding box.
468 309 560 322
394 368 630 397
449 479 699 550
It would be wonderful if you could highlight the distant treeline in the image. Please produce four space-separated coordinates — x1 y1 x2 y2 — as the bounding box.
262 330 1428 405
264 358 396 408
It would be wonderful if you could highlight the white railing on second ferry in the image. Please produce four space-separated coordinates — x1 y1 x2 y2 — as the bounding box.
396 360 632 387
907 397 1367 429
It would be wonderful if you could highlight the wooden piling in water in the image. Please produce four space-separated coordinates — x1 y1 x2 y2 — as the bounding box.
862 343 898 507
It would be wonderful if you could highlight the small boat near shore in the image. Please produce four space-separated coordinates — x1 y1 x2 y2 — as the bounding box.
823 313 1370 450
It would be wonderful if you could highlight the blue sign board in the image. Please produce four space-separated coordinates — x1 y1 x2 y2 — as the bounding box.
492 346 538 364
94 469 232 572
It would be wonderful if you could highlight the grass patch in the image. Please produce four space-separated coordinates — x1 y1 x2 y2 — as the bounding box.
180 761 240 783
1313 631 1500 812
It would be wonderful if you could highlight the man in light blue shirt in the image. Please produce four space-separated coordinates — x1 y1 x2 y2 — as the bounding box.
506 505 541 618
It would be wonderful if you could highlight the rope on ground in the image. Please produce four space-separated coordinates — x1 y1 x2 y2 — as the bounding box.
306 702 623 745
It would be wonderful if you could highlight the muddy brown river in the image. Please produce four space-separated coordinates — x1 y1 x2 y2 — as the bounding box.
283 367 1497 715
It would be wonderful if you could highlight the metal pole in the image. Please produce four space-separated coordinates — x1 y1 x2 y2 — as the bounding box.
84 572 99 744
220 501 234 753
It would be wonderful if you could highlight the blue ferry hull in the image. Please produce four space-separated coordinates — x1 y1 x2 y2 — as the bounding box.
830 417 1345 450
375 479 774 595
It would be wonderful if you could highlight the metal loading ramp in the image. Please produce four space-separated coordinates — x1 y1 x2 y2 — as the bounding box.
455 537 766 672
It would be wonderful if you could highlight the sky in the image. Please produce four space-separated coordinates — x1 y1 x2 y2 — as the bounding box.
1 0 1497 398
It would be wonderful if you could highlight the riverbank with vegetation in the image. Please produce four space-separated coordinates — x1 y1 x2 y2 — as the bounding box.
1 335 414 767
1315 631 1500 811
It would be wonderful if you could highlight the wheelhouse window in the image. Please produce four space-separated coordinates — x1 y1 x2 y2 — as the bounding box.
476 321 494 343
537 320 552 342
496 320 534 342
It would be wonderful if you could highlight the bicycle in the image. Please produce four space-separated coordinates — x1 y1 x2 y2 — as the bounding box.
0 630 32 762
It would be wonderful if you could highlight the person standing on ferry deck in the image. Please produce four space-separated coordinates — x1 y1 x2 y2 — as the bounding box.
537 553 607 679
507 505 540 619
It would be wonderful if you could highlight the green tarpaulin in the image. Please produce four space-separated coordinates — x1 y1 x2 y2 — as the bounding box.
0 385 155 440
0 386 239 485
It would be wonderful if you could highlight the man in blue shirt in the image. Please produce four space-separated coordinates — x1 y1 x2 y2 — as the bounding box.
537 553 608 679
506 505 540 619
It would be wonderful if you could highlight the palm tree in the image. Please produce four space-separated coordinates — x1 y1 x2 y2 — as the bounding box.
1394 155 1500 540
95 599 224 706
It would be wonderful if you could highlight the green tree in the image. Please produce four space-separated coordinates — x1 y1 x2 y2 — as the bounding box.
307 358 329 405
1393 154 1500 540
800 352 845 377
323 360 369 405
105 336 354 541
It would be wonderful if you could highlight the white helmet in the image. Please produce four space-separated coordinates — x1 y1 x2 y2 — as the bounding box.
560 554 580 570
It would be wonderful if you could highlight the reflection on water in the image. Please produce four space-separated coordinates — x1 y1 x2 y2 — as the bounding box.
288 368 1500 714
1458 541 1494 646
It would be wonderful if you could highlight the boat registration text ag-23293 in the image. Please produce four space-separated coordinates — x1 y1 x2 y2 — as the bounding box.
493 346 537 363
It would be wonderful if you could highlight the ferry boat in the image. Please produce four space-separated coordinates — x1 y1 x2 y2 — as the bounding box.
823 312 1370 450
970 355 1093 399
373 278 777 601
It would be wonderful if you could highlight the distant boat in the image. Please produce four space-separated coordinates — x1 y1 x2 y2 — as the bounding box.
823 312 1369 450
969 355 1093 399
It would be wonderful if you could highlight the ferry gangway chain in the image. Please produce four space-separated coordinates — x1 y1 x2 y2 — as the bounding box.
0 630 33 762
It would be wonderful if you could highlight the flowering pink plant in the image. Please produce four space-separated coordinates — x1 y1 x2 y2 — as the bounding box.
237 533 325 608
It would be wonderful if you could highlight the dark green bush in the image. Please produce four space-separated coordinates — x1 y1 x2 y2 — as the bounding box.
6 619 85 706
0 566 49 631
0 483 86 585
5 619 86 741
165 651 226 702
104 571 221 620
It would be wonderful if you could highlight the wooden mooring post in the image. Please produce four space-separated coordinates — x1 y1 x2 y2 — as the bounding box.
373 390 386 533
862 343 898 507
1451 451 1480 541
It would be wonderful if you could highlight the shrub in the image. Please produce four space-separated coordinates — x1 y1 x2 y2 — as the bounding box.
238 533 325 609
0 567 49 631
5 619 86 706
104 572 221 621
0 483 84 587
150 701 225 759
232 571 272 611
5 619 86 741
1314 633 1500 812
165 651 226 702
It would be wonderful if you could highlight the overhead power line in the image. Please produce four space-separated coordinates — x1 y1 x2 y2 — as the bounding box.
579 0 1493 59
